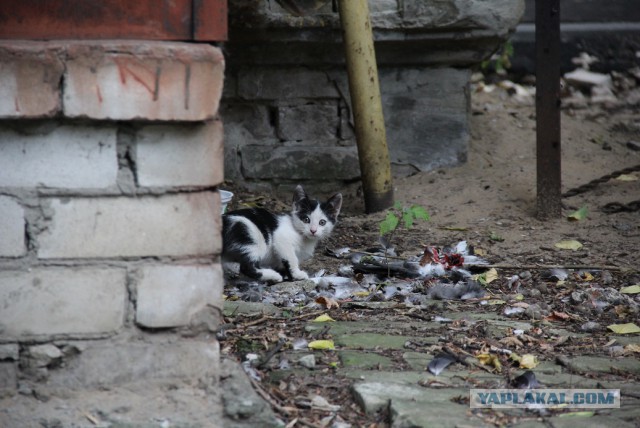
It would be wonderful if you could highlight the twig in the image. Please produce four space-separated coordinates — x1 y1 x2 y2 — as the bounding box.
242 315 270 327
84 413 100 425
298 419 325 428
290 309 328 321
258 338 286 369
249 377 295 417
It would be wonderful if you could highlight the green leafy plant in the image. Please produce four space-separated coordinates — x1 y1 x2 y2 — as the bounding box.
481 40 514 75
380 202 430 237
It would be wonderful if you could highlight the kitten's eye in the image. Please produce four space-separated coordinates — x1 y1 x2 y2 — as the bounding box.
319 219 326 226
303 216 310 223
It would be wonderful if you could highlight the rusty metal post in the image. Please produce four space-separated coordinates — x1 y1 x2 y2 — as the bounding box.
535 0 562 219
337 0 393 213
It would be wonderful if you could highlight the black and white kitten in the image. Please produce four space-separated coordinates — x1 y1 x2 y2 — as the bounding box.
222 185 342 283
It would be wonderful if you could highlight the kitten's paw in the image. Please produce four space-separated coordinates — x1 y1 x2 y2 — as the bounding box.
291 269 309 280
259 269 283 283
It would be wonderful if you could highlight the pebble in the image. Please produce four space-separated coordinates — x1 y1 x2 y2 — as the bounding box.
525 304 544 320
581 321 600 332
528 289 541 298
298 354 316 369
627 140 640 151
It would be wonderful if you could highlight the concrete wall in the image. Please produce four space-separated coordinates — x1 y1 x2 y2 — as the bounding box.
222 0 525 195
0 41 225 395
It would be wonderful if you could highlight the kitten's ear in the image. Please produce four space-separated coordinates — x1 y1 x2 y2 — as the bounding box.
293 185 307 209
326 193 343 219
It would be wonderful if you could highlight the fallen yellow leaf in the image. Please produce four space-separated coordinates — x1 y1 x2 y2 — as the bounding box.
620 285 640 294
519 354 539 369
559 411 595 418
313 314 336 323
477 353 502 371
615 174 638 181
308 340 335 350
607 323 640 334
554 240 583 251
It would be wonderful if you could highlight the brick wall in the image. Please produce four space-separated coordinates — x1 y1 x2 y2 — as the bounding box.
0 40 225 394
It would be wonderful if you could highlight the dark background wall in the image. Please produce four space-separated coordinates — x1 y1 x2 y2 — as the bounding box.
511 0 640 74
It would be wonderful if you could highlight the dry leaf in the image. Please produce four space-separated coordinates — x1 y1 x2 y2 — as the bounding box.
624 344 640 354
545 311 570 322
499 336 524 348
315 296 340 309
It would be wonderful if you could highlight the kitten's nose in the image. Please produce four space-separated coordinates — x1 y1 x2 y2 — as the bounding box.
310 228 317 235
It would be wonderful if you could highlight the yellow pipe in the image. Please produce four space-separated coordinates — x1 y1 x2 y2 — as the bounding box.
338 0 393 213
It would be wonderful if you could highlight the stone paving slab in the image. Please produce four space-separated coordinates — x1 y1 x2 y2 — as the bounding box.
224 301 640 426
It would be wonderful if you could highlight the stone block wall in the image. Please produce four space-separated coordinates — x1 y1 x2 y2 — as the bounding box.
0 41 225 396
222 0 525 195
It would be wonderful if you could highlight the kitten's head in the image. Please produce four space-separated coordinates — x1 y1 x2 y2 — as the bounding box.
291 185 342 240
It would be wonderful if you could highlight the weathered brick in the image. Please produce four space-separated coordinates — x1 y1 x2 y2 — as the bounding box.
277 103 338 141
0 196 25 257
0 42 63 118
38 193 221 259
238 68 339 100
0 124 118 189
0 362 17 391
136 264 223 328
0 267 126 338
136 120 224 187
63 41 225 121
220 104 274 140
47 340 219 388
241 145 360 180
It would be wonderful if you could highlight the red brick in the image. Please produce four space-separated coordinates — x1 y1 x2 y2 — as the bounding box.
63 41 225 121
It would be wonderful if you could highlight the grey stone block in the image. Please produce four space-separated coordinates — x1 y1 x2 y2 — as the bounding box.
0 344 19 361
241 145 360 180
238 68 339 100
276 103 338 141
0 196 25 257
0 362 17 391
136 264 223 328
380 67 471 173
221 104 274 140
0 267 126 338
38 193 221 259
